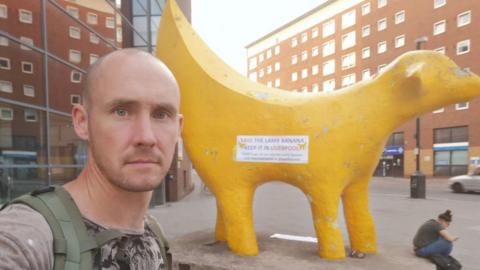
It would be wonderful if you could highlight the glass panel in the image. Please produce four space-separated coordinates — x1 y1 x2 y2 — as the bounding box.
451 165 468 176
0 38 46 106
49 113 86 166
0 167 48 204
51 167 82 185
47 58 85 113
434 151 450 165
434 128 450 143
133 16 148 46
151 0 165 15
133 0 148 15
0 2 43 50
451 126 468 142
434 166 450 176
451 150 468 165
0 103 47 165
393 132 404 146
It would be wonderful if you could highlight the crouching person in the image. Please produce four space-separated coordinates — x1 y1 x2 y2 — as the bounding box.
0 49 183 270
413 210 458 257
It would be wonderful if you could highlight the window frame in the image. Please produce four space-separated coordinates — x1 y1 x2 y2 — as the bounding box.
69 49 82 63
395 10 405 24
0 4 7 19
0 80 13 93
457 11 471 27
0 57 11 70
362 25 371 37
23 84 35 97
377 41 387 54
0 107 13 121
105 17 115 29
361 2 371 15
18 9 33 24
433 20 446 35
434 0 446 9
455 102 469 110
87 12 98 25
24 109 38 122
71 70 82 83
395 35 405 48
341 31 356 50
456 39 470 55
69 26 81 39
377 18 387 31
21 61 34 74
66 6 79 19
71 95 81 105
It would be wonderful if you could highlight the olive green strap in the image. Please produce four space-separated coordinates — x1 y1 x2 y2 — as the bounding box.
146 215 172 270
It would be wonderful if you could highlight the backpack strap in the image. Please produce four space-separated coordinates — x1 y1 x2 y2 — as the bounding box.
8 186 106 270
146 214 172 270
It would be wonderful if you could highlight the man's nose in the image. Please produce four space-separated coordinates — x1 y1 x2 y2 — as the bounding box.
133 114 156 147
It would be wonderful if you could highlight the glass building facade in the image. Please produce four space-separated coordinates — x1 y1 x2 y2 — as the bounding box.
0 0 191 204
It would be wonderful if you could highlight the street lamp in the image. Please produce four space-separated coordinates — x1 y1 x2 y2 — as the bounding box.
410 36 428 199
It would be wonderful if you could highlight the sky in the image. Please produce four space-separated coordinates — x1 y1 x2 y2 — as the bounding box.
191 0 326 75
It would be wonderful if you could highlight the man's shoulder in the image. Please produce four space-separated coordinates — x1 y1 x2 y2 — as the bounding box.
0 203 54 269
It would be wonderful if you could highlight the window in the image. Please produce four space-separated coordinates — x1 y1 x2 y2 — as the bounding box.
312 65 319 75
248 57 257 70
71 70 82 83
433 107 445 113
322 40 335 57
301 68 308 79
434 126 467 143
323 79 335 92
434 0 446 9
312 84 319 93
311 27 319 38
301 86 308 93
24 109 37 122
342 10 356 29
116 28 123 42
323 19 335 38
362 47 371 59
301 33 308 43
69 26 81 39
21 61 33 74
89 33 99 44
19 9 33 24
312 46 319 57
395 35 405 48
0 4 7 19
274 45 280 55
0 36 8 46
0 108 13 120
301 50 308 61
435 47 446 54
248 72 257 82
23 84 35 97
457 11 471 27
433 20 446 35
362 3 371 15
66 6 79 19
87 12 98 24
20 36 33 50
455 102 469 110
291 37 298 47
342 73 356 87
69 50 81 63
378 0 387 8
258 53 264 63
377 18 387 31
291 72 298 82
274 62 280 71
342 31 356 50
0 57 11 70
89 54 99 65
0 80 12 93
362 69 371 80
274 78 280 87
378 64 387 73
362 25 370 37
106 17 115 28
266 49 272 59
456 40 470 55
323 59 335 76
258 69 264 77
71 95 81 105
377 41 387 54
267 81 272 87
341 53 356 70
395 10 405 24
267 65 272 74
291 55 298 65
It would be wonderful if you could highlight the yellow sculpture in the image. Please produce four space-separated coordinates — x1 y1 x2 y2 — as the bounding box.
156 0 480 259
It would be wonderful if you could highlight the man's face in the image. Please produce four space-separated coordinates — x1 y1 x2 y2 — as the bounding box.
82 58 182 192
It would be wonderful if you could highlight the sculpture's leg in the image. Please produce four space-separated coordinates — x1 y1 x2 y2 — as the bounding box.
215 201 226 241
342 179 377 254
309 189 345 259
216 185 258 255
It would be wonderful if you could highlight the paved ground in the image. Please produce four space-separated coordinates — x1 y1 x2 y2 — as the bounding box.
150 172 480 269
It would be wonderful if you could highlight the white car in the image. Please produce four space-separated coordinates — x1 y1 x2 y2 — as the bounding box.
448 167 480 193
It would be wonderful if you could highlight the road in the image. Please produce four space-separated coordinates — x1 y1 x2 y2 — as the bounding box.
150 174 480 269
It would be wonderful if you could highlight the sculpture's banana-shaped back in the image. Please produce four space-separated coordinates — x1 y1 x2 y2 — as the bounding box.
156 0 480 259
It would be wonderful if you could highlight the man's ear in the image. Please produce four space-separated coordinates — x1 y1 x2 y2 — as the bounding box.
72 104 89 140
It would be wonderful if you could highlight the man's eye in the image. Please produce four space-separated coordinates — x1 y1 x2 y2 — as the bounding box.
115 109 128 117
153 111 168 119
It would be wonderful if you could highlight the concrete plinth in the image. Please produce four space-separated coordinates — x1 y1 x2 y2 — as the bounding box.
170 230 433 270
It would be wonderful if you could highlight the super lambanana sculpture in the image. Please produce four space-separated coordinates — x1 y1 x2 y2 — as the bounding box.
156 0 480 259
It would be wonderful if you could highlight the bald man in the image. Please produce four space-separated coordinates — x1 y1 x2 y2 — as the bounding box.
0 49 183 270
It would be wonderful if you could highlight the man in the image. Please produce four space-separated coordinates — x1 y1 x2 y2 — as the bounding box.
0 49 183 269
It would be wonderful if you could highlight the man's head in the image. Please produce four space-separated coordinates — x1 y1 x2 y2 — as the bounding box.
72 49 183 192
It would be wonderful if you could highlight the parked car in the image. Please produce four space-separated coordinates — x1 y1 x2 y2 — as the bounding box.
448 167 480 193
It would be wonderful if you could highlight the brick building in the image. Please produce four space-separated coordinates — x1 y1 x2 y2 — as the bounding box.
246 0 480 177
